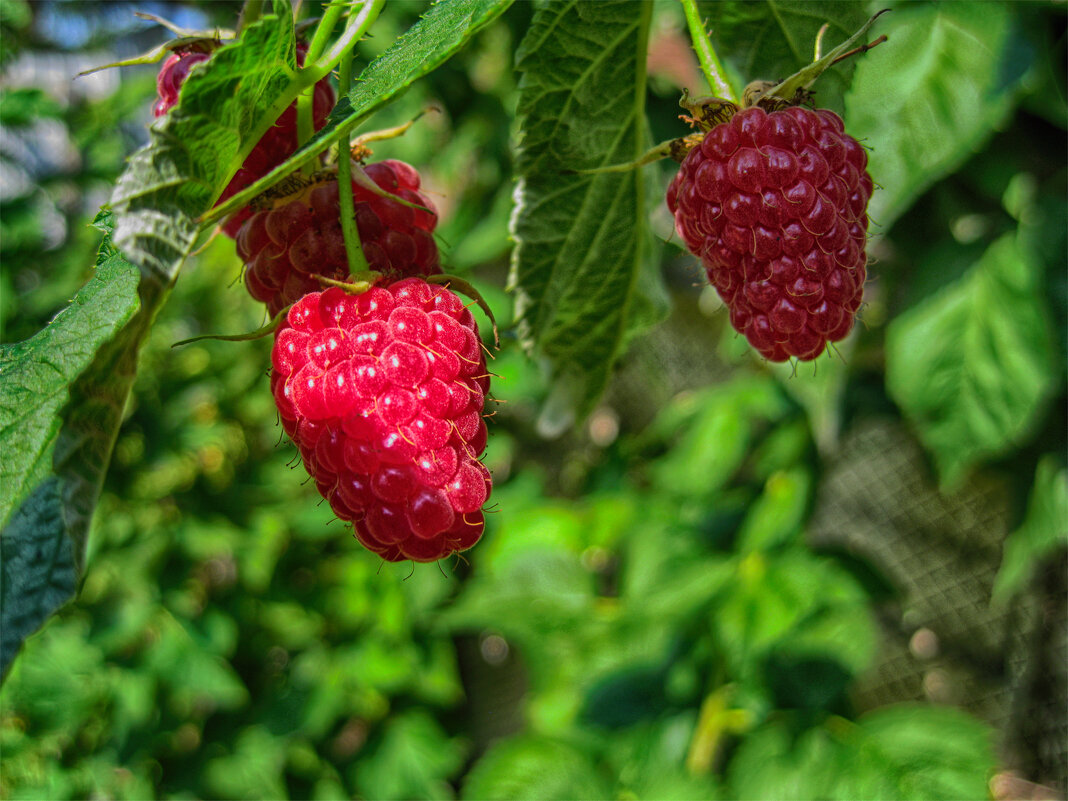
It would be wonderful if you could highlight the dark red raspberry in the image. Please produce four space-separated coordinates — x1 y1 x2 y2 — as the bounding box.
154 51 210 117
667 106 872 361
236 162 441 316
153 45 336 238
271 279 491 562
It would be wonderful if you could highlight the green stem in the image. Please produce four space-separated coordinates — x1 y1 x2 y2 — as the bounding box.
336 45 370 275
679 0 737 103
304 0 346 64
297 1 345 175
207 0 384 211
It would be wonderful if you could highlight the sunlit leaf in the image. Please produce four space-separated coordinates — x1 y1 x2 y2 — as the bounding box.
993 456 1068 603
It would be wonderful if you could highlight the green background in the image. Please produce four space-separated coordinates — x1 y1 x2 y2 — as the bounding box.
1 1 1064 798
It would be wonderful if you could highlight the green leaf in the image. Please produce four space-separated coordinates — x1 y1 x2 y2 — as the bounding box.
728 706 994 800
698 1 871 109
769 350 849 455
204 726 287 800
992 456 1068 603
508 0 668 421
355 711 465 801
0 257 139 531
206 0 515 224
0 217 167 680
0 88 62 126
462 736 611 801
110 1 296 283
846 3 1020 229
647 379 790 499
851 705 995 800
736 467 811 552
713 548 874 677
886 233 1056 488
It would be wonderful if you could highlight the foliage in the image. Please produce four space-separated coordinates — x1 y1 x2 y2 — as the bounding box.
2 0 1065 798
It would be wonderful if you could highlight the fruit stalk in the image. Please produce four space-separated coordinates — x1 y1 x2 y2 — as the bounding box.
679 0 737 103
297 0 346 159
336 45 370 274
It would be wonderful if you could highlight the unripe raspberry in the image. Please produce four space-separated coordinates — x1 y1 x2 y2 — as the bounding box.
667 106 872 361
271 279 491 562
237 163 441 316
153 45 336 238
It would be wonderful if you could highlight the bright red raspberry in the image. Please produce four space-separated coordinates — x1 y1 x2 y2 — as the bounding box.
153 45 336 238
237 162 441 316
271 279 490 563
667 106 872 361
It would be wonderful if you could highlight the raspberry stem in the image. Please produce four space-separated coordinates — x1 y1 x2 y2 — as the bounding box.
204 0 384 220
335 44 371 275
298 0 346 167
303 0 346 66
679 0 738 104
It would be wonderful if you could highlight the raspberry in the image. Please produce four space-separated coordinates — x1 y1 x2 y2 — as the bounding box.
667 106 872 361
153 51 210 117
153 45 336 238
271 279 491 562
236 162 441 316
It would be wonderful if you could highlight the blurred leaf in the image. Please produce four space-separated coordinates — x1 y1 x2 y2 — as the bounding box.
620 512 734 621
764 653 852 712
580 664 668 729
847 3 1020 229
749 419 810 480
646 380 789 498
698 1 871 109
770 353 849 455
509 0 668 422
0 0 30 68
462 736 611 801
355 711 465 801
993 455 1068 603
0 89 62 126
608 717 721 800
111 1 296 282
736 467 811 552
0 236 141 679
851 705 995 800
204 726 287 800
886 232 1055 488
713 548 874 677
144 612 248 710
728 706 994 800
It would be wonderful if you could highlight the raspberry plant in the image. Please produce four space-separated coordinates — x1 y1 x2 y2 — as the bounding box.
3 1 1065 798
